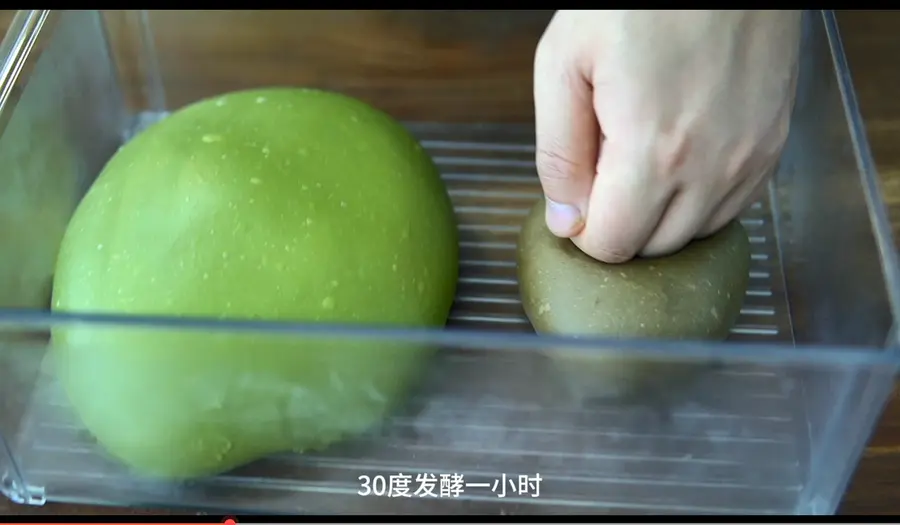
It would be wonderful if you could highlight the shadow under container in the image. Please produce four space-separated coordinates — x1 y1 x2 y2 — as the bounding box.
0 9 898 515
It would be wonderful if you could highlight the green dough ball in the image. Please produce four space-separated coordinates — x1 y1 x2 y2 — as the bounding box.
51 88 459 478
518 200 750 400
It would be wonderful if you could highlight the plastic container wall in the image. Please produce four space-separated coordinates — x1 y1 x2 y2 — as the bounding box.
0 9 129 506
0 9 897 515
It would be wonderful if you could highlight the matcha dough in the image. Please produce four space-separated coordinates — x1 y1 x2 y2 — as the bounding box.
518 199 751 400
51 88 459 478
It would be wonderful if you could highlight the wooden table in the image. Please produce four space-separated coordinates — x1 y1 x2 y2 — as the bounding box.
2 9 900 516
824 10 900 515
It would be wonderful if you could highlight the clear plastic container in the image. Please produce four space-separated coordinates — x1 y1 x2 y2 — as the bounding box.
0 9 898 516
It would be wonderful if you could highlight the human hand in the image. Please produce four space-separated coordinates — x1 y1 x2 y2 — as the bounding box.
533 10 802 263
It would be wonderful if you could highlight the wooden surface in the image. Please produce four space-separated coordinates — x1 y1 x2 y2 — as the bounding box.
1 9 900 516
825 11 900 515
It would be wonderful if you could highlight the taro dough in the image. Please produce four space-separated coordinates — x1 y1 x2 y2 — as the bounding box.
50 88 459 478
517 200 751 400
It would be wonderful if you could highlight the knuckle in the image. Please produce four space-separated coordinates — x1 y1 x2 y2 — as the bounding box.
575 235 637 265
654 132 693 180
535 146 583 185
769 120 792 158
599 250 634 264
593 246 636 264
758 117 792 159
724 141 755 184
753 112 793 162
640 236 690 259
699 215 732 239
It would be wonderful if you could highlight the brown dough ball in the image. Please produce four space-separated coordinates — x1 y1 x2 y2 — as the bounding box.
517 199 751 400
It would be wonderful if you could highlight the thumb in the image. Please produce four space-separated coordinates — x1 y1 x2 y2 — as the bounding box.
533 39 599 238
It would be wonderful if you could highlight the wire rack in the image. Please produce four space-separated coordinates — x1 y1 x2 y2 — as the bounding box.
13 122 805 515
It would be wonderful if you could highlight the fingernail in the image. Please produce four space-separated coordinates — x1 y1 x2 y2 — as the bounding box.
545 197 583 237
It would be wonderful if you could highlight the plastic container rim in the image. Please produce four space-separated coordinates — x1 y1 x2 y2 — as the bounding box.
0 9 897 368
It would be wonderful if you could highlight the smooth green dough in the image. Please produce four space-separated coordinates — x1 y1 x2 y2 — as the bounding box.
518 199 751 400
51 88 458 478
